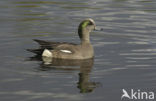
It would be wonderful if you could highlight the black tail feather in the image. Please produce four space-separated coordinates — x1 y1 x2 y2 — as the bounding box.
33 39 54 49
27 49 44 55
33 39 50 45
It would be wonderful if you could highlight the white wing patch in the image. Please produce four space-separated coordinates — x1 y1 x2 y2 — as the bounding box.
60 50 72 53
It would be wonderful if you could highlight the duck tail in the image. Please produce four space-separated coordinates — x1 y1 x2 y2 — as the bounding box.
33 39 50 46
27 49 44 55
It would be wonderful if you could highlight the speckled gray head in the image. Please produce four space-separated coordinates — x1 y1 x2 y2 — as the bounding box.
78 18 96 39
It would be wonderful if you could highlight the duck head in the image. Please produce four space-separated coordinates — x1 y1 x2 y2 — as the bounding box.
78 18 96 42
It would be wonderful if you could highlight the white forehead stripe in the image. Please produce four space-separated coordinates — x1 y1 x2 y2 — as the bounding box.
60 50 72 53
85 18 95 24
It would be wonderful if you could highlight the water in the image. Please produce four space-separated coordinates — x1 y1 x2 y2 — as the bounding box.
0 0 156 101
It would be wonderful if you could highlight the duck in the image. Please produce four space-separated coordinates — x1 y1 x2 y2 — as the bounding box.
28 18 100 59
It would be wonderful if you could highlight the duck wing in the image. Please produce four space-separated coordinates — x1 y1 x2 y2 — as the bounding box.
27 39 76 55
33 39 76 49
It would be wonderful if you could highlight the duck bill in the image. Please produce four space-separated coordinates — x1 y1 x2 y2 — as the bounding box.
94 27 103 31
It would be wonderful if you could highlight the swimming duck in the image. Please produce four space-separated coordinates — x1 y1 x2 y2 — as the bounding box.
28 18 99 59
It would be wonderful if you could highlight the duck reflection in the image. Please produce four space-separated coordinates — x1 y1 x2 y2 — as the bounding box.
29 56 100 93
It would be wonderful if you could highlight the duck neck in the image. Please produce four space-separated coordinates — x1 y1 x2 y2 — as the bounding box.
79 29 91 44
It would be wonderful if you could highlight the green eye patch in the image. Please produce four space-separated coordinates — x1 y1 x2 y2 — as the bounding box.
81 21 90 28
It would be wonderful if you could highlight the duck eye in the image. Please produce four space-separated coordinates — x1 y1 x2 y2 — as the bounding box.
81 20 94 28
88 21 93 25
